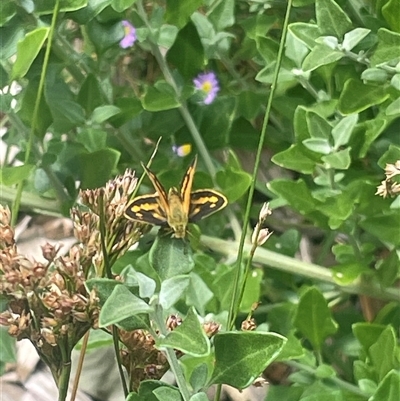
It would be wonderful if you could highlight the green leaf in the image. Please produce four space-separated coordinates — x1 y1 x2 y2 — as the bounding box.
361 68 389 83
159 307 210 357
352 323 387 353
1 164 35 185
78 148 120 189
332 263 367 284
268 179 318 214
18 78 52 137
208 0 235 30
360 117 388 157
359 213 400 245
186 273 214 315
229 117 261 150
142 85 180 112
369 326 398 381
189 392 209 401
289 22 320 49
386 98 400 116
322 148 351 169
272 144 319 174
121 266 157 299
0 328 16 363
190 364 209 393
376 250 399 287
338 79 390 114
294 287 338 351
371 28 400 66
216 166 251 203
315 0 352 39
34 0 87 14
159 275 190 309
0 0 16 26
302 44 343 72
369 370 400 401
332 114 358 149
109 97 143 127
382 0 400 33
377 144 400 169
197 97 235 150
209 332 286 389
342 28 371 51
87 19 124 53
111 0 137 13
76 128 107 153
11 27 49 79
131 380 180 401
99 284 153 327
153 386 182 401
303 138 332 154
166 21 204 79
77 73 104 114
149 235 194 281
306 111 331 139
91 105 121 124
390 74 400 90
165 0 202 29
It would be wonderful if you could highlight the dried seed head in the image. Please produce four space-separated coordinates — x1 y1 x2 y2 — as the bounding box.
251 224 273 246
41 243 58 261
385 161 400 179
259 202 272 222
0 225 15 247
166 314 182 330
241 317 257 331
203 321 221 337
0 205 11 225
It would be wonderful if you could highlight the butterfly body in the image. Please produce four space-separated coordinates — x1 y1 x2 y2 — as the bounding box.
125 157 227 238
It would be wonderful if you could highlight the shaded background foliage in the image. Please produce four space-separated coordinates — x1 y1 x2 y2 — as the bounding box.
1 0 400 400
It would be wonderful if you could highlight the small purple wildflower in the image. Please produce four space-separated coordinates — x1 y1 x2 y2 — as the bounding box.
120 20 136 49
193 72 220 105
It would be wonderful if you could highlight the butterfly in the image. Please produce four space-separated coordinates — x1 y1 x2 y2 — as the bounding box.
125 156 228 238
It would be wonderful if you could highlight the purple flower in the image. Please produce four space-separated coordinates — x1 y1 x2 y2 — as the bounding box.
193 72 220 104
120 20 136 49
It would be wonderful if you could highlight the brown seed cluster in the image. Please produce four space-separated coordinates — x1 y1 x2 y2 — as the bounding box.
376 161 400 198
0 169 148 381
76 169 149 274
119 328 169 391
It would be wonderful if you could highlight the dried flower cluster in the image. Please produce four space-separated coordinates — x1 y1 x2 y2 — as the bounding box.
0 205 98 380
76 168 148 274
376 161 400 198
119 328 169 391
0 169 147 382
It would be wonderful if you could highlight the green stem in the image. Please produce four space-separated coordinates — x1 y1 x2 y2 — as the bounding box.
152 303 192 401
11 0 61 225
98 196 128 397
288 361 368 398
58 336 72 401
201 235 400 302
227 0 294 330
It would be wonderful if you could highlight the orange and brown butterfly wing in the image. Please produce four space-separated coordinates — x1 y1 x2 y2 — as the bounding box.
125 194 168 225
179 156 197 215
141 162 170 214
189 189 228 222
125 163 169 225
